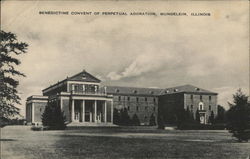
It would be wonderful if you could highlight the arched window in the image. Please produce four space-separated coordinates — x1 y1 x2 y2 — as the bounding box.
199 102 204 110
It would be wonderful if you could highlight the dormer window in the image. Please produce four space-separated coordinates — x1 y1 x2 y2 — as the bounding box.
174 89 178 92
133 90 137 94
165 90 169 93
115 89 119 93
196 88 200 91
150 91 154 94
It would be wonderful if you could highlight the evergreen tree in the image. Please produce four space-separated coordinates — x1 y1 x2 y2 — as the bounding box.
131 114 140 126
42 102 66 130
120 108 131 125
149 113 156 126
113 108 121 125
0 30 28 120
157 115 165 129
215 105 226 123
208 111 215 124
226 89 250 142
195 109 200 123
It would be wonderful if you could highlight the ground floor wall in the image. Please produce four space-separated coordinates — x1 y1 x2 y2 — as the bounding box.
158 93 218 125
26 101 47 125
112 95 158 125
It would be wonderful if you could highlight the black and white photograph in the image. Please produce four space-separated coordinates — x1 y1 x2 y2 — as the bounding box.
0 0 249 159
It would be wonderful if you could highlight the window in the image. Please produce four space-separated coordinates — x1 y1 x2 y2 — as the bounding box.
191 105 193 109
190 94 193 100
134 90 137 94
118 96 121 101
145 106 148 110
144 116 147 120
136 106 139 111
199 105 203 110
128 106 130 111
136 97 139 102
209 105 211 111
153 107 156 111
145 97 147 101
153 98 156 103
209 96 211 101
82 74 86 79
200 95 202 100
127 96 130 101
187 106 189 110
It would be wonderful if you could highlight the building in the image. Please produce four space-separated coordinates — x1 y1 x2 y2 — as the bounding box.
26 70 218 126
158 85 218 125
26 70 113 126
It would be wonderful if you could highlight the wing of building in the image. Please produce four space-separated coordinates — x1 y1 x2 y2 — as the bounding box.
26 70 218 126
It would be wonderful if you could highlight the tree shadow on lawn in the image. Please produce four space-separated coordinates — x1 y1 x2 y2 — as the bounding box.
0 139 17 141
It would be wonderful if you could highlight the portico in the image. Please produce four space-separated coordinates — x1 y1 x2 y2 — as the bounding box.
70 98 113 124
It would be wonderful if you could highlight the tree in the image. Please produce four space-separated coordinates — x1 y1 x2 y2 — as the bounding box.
0 30 28 121
208 111 215 124
113 108 120 125
131 114 140 126
120 108 131 125
42 102 66 130
149 113 156 126
226 89 250 142
195 109 200 123
215 105 226 124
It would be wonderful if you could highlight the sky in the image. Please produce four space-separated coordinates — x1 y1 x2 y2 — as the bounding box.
1 1 249 116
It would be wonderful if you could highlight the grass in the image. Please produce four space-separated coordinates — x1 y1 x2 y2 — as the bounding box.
1 126 250 159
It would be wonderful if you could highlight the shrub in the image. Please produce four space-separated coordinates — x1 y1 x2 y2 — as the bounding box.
178 123 226 130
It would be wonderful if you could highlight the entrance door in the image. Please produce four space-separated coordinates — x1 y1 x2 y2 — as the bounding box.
200 113 206 124
97 113 102 123
74 104 81 122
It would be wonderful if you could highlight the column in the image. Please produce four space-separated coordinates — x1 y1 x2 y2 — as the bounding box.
94 100 97 123
60 98 63 109
111 100 113 123
31 103 34 124
90 112 92 122
82 100 85 122
104 101 107 123
71 99 75 122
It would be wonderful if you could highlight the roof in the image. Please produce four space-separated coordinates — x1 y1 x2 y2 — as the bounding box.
106 86 164 96
42 70 101 92
161 84 218 95
27 95 48 101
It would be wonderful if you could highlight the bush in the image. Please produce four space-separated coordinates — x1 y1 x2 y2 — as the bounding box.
178 123 226 130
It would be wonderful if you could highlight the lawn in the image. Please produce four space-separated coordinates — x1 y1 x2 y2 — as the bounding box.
1 126 250 159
